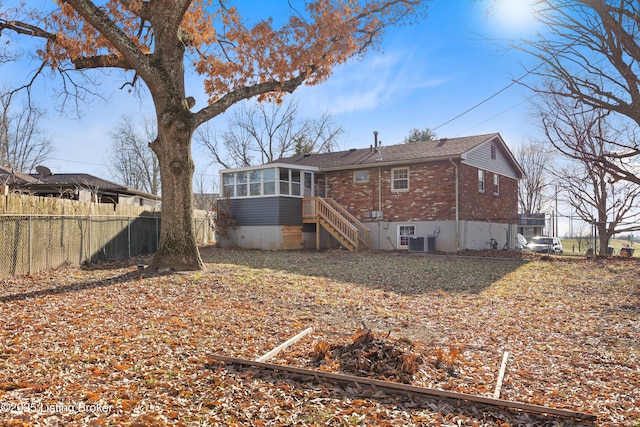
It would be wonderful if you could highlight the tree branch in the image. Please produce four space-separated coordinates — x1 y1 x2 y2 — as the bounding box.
0 18 57 41
62 0 152 77
73 54 134 70
193 71 310 127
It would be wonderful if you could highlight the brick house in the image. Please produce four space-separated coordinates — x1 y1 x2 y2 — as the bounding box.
217 133 523 252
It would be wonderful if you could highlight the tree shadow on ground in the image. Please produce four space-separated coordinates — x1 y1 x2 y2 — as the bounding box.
0 268 162 303
200 246 527 296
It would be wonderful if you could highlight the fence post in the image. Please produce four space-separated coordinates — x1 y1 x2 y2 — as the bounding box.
128 216 131 258
28 215 32 275
88 215 92 264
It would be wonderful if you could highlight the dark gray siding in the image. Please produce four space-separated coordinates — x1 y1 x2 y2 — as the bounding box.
277 197 303 225
225 197 302 226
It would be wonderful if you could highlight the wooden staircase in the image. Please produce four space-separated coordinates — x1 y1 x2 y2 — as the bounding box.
302 198 370 251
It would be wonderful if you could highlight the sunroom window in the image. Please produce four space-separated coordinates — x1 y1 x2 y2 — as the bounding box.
236 171 248 197
221 166 316 198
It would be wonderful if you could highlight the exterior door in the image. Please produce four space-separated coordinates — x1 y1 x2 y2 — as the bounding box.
303 171 313 197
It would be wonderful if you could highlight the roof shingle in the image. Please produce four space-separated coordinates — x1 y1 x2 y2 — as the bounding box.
271 133 501 169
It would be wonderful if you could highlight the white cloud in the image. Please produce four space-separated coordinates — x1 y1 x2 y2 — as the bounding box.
295 49 446 116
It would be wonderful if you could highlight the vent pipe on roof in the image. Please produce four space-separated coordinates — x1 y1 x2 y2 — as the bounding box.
373 131 379 150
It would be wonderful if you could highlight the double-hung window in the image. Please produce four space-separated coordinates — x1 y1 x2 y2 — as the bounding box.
493 174 499 195
478 170 485 193
392 168 409 192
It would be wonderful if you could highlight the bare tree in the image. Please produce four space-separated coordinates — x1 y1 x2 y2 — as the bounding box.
515 138 555 214
520 0 640 185
197 100 343 169
404 127 437 143
537 91 640 255
0 94 53 172
193 171 217 211
108 116 160 195
573 224 593 254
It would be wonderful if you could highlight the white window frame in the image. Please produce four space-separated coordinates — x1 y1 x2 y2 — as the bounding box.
493 174 499 195
222 167 276 198
478 170 485 193
397 224 416 249
391 167 409 192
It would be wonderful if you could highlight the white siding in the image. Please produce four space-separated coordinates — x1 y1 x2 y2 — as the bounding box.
463 140 520 179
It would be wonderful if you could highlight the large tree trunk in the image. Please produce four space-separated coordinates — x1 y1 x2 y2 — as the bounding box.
597 224 610 257
148 105 204 271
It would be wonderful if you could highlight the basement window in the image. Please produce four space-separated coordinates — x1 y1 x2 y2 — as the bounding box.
354 171 369 183
398 224 415 249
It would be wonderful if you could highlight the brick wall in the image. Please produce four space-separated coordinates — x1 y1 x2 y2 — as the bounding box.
325 160 518 223
458 163 518 221
326 160 457 222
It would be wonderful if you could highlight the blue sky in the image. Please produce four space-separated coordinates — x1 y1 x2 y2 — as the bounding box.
1 0 544 183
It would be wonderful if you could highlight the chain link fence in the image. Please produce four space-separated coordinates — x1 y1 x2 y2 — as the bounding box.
0 214 215 277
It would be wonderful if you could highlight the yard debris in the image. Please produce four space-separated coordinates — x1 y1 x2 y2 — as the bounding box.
209 354 598 423
256 327 313 362
309 328 423 383
494 351 510 399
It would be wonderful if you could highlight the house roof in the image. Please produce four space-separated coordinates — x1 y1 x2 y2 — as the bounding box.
2 168 160 200
0 166 39 185
28 173 161 200
271 133 521 174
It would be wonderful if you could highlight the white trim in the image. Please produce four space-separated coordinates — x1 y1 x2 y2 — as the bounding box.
220 162 320 173
397 223 416 249
391 167 409 192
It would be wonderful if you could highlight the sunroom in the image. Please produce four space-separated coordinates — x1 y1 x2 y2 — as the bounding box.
217 164 326 250
221 164 325 199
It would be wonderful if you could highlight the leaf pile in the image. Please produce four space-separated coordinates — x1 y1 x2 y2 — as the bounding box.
309 328 423 384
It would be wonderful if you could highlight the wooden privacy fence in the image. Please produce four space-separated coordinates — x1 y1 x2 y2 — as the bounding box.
0 194 216 277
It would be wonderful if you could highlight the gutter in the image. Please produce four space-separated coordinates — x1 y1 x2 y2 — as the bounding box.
314 155 462 172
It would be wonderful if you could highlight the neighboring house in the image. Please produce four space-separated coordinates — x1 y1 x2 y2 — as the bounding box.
518 213 546 238
217 133 524 252
0 166 160 207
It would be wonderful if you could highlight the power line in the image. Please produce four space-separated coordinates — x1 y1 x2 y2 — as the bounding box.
455 95 536 136
47 157 219 178
432 65 542 131
48 157 107 167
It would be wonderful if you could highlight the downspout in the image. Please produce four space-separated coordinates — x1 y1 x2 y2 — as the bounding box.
378 166 382 250
378 167 382 213
449 158 460 251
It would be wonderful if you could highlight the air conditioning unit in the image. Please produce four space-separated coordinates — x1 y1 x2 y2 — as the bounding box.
408 235 436 252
